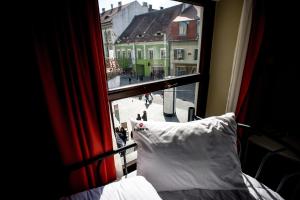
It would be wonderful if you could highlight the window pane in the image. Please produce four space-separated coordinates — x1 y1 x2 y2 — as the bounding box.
99 0 203 89
111 83 197 149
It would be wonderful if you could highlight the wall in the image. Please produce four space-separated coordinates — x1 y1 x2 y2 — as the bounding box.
112 2 148 44
205 0 243 117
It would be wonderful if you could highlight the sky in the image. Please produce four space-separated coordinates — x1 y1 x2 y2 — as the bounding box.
98 0 182 12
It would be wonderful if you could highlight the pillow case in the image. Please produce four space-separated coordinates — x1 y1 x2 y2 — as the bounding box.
131 113 245 192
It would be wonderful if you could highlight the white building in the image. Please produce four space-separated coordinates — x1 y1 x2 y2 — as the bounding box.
100 1 149 59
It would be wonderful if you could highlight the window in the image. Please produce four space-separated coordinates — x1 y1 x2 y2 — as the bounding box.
127 49 132 59
99 0 214 164
148 49 154 60
194 49 198 60
160 48 166 59
137 49 142 59
117 50 120 59
174 49 185 60
107 30 112 41
179 21 188 35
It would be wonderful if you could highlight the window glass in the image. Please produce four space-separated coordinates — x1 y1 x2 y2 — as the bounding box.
111 83 197 147
137 49 142 59
100 1 203 89
160 48 166 59
179 21 187 35
99 0 213 172
194 49 198 60
148 49 154 59
128 49 132 59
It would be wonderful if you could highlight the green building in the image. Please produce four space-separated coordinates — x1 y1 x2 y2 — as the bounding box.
115 5 185 79
115 40 170 79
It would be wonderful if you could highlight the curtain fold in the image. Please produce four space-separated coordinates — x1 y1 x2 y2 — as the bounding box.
32 0 116 195
226 0 253 113
235 0 265 125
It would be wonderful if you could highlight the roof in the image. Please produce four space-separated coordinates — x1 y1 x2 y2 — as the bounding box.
117 4 183 44
100 2 132 24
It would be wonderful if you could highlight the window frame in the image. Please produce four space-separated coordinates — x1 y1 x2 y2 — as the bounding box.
137 48 142 59
116 49 120 59
104 0 215 119
122 49 126 59
179 21 188 36
148 48 154 60
174 48 185 60
127 49 132 59
194 49 198 60
160 48 166 59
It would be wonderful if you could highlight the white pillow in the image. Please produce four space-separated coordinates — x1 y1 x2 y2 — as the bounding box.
131 113 245 192
100 176 162 200
62 176 162 200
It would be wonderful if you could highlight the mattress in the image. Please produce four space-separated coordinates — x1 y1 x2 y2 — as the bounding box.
61 171 283 200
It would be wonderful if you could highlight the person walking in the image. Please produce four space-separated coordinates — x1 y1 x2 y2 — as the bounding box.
136 114 141 120
145 93 150 104
120 127 127 145
142 110 147 121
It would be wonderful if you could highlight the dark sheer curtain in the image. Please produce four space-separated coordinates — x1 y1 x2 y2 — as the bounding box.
235 0 265 126
236 0 300 133
235 2 300 198
31 0 116 197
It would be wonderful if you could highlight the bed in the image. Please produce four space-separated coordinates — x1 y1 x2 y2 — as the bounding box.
62 171 283 200
61 113 287 200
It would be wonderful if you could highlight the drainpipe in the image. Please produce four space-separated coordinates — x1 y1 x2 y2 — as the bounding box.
164 33 167 76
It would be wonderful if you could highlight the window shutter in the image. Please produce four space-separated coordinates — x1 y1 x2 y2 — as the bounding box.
194 49 198 60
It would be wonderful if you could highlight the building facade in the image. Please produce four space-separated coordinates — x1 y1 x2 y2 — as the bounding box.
100 1 148 58
168 5 201 76
115 3 201 79
115 4 183 79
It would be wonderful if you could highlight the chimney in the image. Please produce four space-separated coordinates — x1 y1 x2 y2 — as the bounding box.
118 1 122 7
142 2 148 7
102 8 105 13
111 4 113 10
160 7 164 10
148 4 152 11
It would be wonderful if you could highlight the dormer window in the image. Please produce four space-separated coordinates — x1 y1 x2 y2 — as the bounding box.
179 22 188 36
104 15 110 20
136 34 144 38
155 32 162 36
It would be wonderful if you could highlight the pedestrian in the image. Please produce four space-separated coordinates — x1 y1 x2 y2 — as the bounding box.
115 127 124 148
149 92 153 103
145 93 150 104
136 114 141 120
142 110 147 121
120 127 127 144
128 77 131 84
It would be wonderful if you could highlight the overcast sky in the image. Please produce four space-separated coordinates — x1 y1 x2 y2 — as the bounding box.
98 0 182 12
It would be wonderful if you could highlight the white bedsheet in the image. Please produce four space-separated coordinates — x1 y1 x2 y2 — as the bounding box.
61 175 162 200
61 172 284 200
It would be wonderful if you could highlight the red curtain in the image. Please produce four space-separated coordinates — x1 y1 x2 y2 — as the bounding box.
235 0 265 125
32 0 116 194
